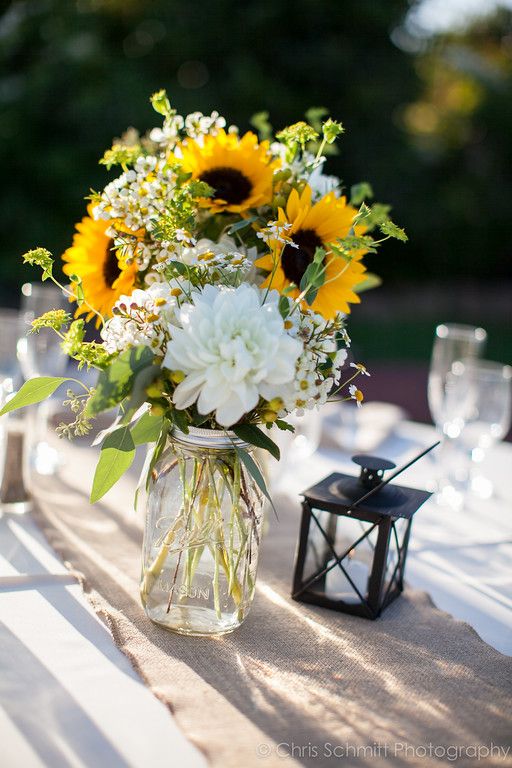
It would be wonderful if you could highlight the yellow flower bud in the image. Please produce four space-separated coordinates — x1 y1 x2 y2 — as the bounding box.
261 410 278 423
150 404 165 417
170 370 186 384
146 381 163 398
267 397 284 411
171 287 182 297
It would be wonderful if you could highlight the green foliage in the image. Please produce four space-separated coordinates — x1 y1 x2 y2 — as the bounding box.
0 377 70 416
100 143 143 169
322 118 344 144
353 272 382 293
86 346 155 416
90 425 136 503
232 423 280 460
130 411 165 445
300 247 327 305
350 182 374 206
250 111 273 140
30 309 71 333
233 445 276 517
379 219 408 242
304 107 329 132
22 248 54 281
150 89 173 119
276 122 319 149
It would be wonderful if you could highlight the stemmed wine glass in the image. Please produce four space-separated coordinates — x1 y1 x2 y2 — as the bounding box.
447 360 512 499
427 323 487 504
17 283 69 475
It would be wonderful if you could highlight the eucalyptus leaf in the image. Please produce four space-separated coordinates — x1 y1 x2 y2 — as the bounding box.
0 377 70 416
232 424 280 461
90 425 136 503
130 411 164 446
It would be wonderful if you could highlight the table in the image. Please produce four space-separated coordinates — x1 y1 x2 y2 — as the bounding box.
274 408 512 655
1 411 511 768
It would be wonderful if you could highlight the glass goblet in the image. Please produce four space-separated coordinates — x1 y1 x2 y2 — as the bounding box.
452 359 512 499
17 283 69 475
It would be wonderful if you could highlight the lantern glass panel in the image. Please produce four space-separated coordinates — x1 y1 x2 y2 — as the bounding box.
382 517 410 599
304 510 380 604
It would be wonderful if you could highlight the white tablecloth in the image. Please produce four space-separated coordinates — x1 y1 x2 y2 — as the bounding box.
0 512 206 768
0 410 511 768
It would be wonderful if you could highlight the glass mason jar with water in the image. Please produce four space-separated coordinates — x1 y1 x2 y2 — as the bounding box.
140 427 265 636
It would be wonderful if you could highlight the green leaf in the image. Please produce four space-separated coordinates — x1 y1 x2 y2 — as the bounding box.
90 425 136 503
164 260 189 276
69 274 85 306
130 411 164 446
353 272 382 293
172 408 189 435
0 377 70 416
278 294 291 319
304 106 329 132
350 182 373 206
233 446 277 518
249 111 273 140
232 424 280 461
300 255 326 305
145 422 169 491
86 346 154 417
227 215 258 235
120 363 161 422
379 219 408 242
275 419 295 432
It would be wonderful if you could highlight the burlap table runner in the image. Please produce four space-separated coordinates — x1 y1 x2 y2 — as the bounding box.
30 438 512 768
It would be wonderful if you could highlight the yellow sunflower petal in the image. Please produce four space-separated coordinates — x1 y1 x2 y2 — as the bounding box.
62 211 137 327
254 184 368 319
177 130 278 213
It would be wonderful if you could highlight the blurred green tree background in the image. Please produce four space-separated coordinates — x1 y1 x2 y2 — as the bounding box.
1 0 511 361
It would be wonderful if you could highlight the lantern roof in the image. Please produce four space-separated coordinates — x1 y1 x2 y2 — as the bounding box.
302 471 432 520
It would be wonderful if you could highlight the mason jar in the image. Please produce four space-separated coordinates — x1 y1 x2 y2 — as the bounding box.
140 427 265 636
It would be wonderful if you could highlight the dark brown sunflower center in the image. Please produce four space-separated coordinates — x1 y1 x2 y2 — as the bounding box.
282 228 323 285
199 166 253 205
103 239 121 288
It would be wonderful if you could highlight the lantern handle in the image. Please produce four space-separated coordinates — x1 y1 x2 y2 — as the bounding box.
345 441 440 515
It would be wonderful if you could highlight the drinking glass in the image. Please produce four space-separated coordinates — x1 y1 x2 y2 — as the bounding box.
449 360 512 499
17 283 69 475
428 323 487 433
0 309 22 392
428 323 487 506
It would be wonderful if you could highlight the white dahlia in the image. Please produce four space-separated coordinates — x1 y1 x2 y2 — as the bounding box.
163 284 302 427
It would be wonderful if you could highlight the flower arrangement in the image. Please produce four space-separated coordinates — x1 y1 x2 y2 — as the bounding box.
2 90 407 502
1 91 407 633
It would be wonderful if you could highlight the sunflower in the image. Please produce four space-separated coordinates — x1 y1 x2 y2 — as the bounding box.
255 185 367 319
177 129 278 213
62 205 137 326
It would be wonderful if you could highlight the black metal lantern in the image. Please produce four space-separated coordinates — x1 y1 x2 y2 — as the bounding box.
292 447 436 619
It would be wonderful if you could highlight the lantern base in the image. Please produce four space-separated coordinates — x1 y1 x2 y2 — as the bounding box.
292 580 404 620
